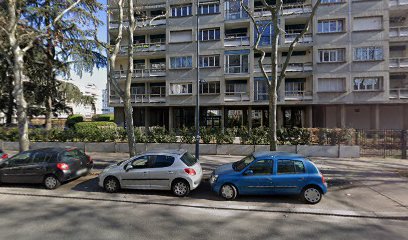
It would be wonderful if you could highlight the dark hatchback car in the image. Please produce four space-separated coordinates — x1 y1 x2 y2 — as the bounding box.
0 148 93 189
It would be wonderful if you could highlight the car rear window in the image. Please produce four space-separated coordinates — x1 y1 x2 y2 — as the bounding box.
180 152 197 167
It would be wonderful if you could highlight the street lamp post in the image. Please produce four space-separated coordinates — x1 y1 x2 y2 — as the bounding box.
195 0 201 160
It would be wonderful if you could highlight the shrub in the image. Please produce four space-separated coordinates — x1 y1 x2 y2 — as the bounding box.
74 122 118 142
0 127 19 141
92 114 114 122
237 126 250 144
215 128 235 144
180 127 195 144
66 114 84 129
134 128 148 143
251 126 269 145
147 127 177 143
200 127 216 144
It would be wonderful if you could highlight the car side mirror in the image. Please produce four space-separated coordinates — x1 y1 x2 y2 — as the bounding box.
125 164 133 172
244 170 254 176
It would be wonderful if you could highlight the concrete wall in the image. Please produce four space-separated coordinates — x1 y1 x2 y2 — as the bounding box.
0 141 360 158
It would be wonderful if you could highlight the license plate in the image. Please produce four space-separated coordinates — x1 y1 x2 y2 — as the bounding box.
76 168 87 176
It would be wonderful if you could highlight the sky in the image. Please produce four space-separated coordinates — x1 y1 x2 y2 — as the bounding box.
69 0 108 91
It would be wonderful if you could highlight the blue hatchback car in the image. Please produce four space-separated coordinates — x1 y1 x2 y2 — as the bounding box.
210 151 328 204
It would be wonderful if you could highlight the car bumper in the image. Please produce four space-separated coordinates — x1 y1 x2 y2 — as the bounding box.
58 167 92 182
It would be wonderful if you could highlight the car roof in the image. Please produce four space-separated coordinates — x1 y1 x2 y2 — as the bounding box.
143 149 188 156
253 151 303 159
25 147 78 153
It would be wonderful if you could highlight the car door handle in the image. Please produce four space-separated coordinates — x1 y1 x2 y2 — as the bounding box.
168 171 174 174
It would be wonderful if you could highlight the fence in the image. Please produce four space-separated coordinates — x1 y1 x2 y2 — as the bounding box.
356 129 407 159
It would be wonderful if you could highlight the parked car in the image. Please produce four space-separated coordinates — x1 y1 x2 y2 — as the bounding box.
99 149 203 197
0 147 93 189
210 151 328 204
0 149 8 160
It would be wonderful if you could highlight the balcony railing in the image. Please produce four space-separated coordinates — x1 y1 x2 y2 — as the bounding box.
224 36 250 47
254 3 312 17
113 68 166 79
389 0 408 7
389 26 408 38
254 63 313 73
225 65 249 74
136 17 166 28
284 33 313 44
109 21 129 29
131 94 166 103
134 42 166 52
224 92 250 102
389 57 408 68
389 88 408 99
284 91 313 101
225 10 248 20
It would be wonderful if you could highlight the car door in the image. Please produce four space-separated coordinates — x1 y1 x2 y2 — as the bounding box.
0 152 32 183
149 155 176 190
120 155 153 189
19 151 48 183
273 159 307 194
236 159 274 195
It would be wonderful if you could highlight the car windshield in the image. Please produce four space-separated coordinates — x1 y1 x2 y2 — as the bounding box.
117 160 126 166
232 155 254 172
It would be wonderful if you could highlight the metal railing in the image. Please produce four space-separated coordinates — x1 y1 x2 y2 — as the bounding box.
284 33 313 44
112 68 166 79
254 62 313 72
131 94 166 103
134 42 166 52
224 65 249 74
224 10 248 20
389 0 408 7
136 17 166 28
389 88 408 99
224 36 250 47
224 92 250 102
109 21 129 29
389 26 408 38
389 57 408 68
284 91 313 100
254 3 312 17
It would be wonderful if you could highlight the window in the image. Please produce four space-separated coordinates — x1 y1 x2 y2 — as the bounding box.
225 53 249 73
152 155 175 168
131 156 153 169
249 160 273 175
170 56 192 69
170 83 193 95
277 160 305 174
180 152 198 166
171 5 192 17
318 78 345 92
199 2 219 15
200 81 220 94
318 49 345 63
200 28 220 41
353 77 382 91
199 55 220 68
225 80 247 95
255 21 273 45
254 78 269 101
32 151 56 163
318 19 344 33
170 30 192 43
353 16 382 31
285 79 305 96
354 47 383 61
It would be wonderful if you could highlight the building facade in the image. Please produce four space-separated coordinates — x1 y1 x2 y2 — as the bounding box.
108 0 408 130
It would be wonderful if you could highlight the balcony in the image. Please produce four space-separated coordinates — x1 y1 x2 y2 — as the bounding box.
389 57 408 68
389 0 408 7
136 17 166 28
131 94 166 103
389 26 408 39
225 65 249 74
134 42 166 52
109 21 129 29
284 33 313 44
284 91 313 101
112 68 166 79
225 10 248 21
389 88 408 100
254 3 312 18
224 92 250 102
224 36 250 47
254 63 313 73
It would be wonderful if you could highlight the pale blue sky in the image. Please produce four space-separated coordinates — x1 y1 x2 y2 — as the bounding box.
70 0 108 90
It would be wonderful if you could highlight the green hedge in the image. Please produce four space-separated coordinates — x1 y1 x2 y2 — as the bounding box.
92 114 114 122
65 114 84 128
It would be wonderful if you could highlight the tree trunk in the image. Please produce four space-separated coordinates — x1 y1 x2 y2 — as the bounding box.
6 76 14 125
269 11 279 151
124 0 137 157
12 51 30 152
45 96 53 130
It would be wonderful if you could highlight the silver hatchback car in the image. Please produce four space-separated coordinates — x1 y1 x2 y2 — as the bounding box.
98 149 203 197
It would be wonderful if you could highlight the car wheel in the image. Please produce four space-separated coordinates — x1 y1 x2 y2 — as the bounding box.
104 177 120 193
301 186 322 204
220 184 238 200
44 175 61 190
172 180 190 197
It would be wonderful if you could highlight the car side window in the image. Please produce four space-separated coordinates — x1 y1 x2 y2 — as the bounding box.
249 160 273 175
131 156 154 169
152 155 175 168
31 152 47 164
278 160 305 174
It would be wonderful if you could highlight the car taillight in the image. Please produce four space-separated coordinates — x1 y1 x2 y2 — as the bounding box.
321 174 326 184
184 168 196 176
57 163 70 171
1 154 7 159
87 155 92 163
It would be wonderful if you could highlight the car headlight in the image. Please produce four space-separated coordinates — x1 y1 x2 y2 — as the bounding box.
210 174 218 184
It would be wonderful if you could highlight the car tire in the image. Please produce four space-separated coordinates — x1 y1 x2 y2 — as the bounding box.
220 184 238 200
104 177 120 193
172 179 190 197
44 175 61 190
301 186 323 204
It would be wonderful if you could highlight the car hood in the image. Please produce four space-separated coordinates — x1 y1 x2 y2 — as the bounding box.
103 163 120 173
214 163 236 176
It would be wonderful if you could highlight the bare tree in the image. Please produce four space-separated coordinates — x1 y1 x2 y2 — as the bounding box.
3 0 82 152
240 0 321 150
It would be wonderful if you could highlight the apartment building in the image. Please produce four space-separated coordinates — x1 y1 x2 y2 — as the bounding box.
107 0 408 130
